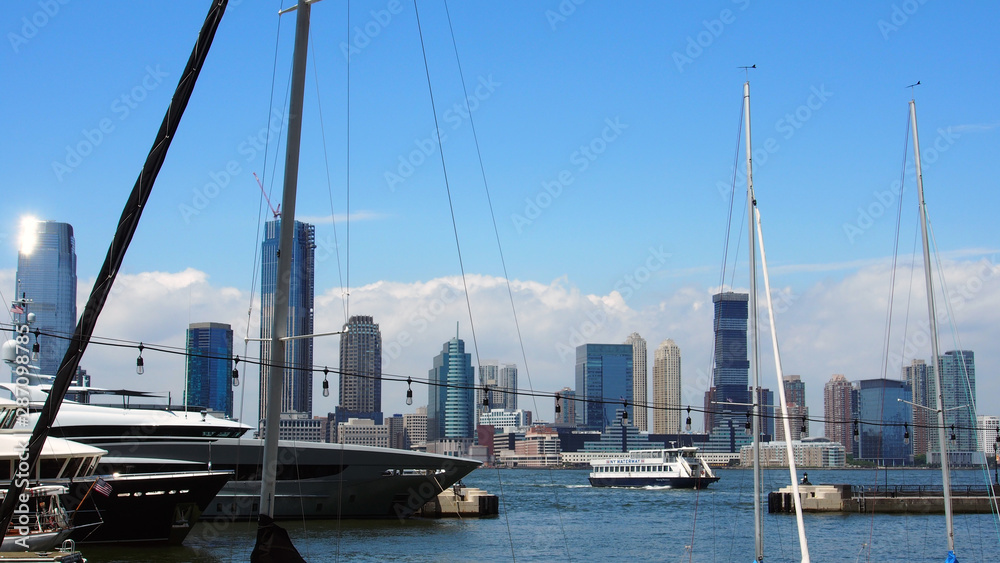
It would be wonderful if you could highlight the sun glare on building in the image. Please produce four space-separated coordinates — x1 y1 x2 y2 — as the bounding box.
19 216 38 255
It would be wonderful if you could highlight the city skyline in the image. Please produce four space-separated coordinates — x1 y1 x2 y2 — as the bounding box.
5 3 998 426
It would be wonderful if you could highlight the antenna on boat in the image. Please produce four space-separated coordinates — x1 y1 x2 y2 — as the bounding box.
738 64 756 80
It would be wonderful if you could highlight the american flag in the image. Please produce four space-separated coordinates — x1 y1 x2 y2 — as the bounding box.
10 305 24 314
94 477 112 497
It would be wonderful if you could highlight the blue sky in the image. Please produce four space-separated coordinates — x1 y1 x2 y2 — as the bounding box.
2 1 998 426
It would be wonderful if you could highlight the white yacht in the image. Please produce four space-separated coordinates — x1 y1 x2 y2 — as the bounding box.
5 378 479 521
588 447 719 489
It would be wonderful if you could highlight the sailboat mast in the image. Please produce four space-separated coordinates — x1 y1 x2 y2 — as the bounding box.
744 80 763 562
260 0 311 519
910 99 955 553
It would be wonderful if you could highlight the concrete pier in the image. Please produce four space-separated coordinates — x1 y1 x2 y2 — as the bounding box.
418 485 499 518
768 484 1000 514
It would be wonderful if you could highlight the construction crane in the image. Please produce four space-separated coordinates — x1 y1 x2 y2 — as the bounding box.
253 172 281 219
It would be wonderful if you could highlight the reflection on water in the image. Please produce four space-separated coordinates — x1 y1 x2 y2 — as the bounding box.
82 468 1000 562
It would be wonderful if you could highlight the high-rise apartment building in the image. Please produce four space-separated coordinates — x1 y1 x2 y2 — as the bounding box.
929 350 977 454
15 219 76 377
705 292 751 453
554 387 576 426
477 361 517 417
625 333 648 431
259 219 316 426
824 374 853 450
338 315 382 418
776 375 808 442
185 322 234 418
575 344 633 431
653 339 681 434
903 359 932 457
427 334 474 441
403 406 427 449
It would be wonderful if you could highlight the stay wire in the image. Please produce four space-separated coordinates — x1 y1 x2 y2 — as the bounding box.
411 0 486 438
440 0 545 559
308 34 348 327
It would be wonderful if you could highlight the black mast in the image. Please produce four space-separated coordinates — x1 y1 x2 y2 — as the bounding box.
0 0 229 537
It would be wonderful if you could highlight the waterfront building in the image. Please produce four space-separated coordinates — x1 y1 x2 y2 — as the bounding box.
478 408 531 432
403 406 427 450
575 343 633 431
185 322 234 418
337 417 390 448
259 219 316 426
554 387 576 426
856 379 913 465
704 292 752 453
775 375 807 442
653 339 681 434
270 413 323 442
739 436 846 468
928 350 977 455
499 427 561 467
903 359 932 458
581 425 664 453
823 374 853 451
476 361 518 420
625 333 648 431
427 332 475 441
14 219 77 377
338 315 382 422
977 415 999 460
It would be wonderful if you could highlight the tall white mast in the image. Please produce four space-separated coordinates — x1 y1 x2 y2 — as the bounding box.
743 79 763 563
260 0 311 519
910 98 955 555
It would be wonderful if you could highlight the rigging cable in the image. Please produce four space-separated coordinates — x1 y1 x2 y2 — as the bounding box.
439 0 553 558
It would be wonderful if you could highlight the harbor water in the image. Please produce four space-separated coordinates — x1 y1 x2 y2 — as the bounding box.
83 467 1000 562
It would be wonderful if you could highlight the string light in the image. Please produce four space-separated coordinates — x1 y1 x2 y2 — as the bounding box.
31 329 40 361
853 418 859 442
685 406 692 432
232 356 240 387
9 324 996 438
482 385 490 414
405 377 413 406
322 367 330 398
136 343 144 375
903 423 910 445
745 409 752 434
800 416 807 434
554 392 561 415
950 425 956 442
621 399 628 426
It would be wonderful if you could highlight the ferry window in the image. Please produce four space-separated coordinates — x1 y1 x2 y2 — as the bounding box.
64 458 84 478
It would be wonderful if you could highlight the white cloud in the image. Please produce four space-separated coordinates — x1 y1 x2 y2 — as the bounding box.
7 253 998 434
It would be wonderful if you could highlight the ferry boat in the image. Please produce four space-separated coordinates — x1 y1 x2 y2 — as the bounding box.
588 447 720 489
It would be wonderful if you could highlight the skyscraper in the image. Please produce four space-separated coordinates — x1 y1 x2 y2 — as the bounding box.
477 361 517 416
575 343 633 431
625 333 648 431
856 378 913 465
186 322 234 418
554 387 576 426
653 339 681 434
259 219 316 425
776 375 808 442
929 350 977 454
15 219 76 376
903 359 932 458
338 315 382 418
705 292 751 453
427 333 474 441
824 374 853 450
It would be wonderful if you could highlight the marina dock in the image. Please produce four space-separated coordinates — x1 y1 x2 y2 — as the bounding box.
768 484 1000 514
